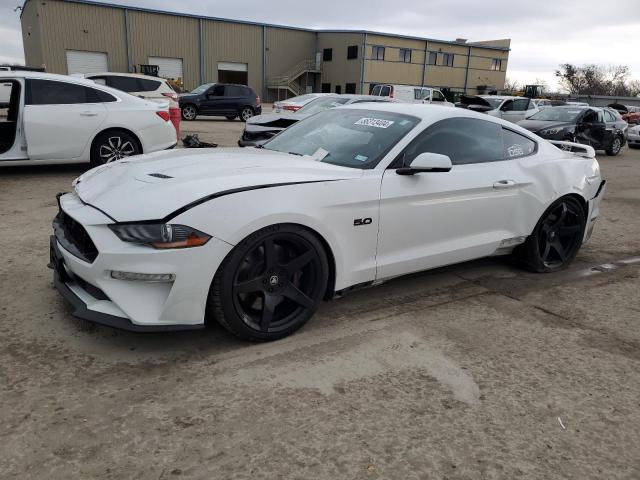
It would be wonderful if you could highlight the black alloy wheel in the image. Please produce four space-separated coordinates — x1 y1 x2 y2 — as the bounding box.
208 225 329 341
515 196 586 273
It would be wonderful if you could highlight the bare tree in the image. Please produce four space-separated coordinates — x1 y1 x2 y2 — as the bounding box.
556 63 638 96
503 77 521 94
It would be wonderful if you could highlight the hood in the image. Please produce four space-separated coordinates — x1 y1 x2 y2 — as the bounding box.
244 112 307 132
517 119 574 132
456 95 495 112
73 148 363 222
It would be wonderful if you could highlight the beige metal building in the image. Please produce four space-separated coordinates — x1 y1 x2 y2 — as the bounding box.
21 0 510 101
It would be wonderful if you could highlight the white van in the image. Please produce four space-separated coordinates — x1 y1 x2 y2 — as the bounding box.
370 84 453 106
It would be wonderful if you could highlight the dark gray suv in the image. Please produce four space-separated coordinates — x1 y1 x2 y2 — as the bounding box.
179 83 262 121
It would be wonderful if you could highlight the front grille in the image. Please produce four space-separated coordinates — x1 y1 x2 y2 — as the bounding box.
53 210 98 263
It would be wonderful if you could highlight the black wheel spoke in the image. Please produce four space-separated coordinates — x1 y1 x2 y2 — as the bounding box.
234 277 264 294
284 250 314 275
553 203 567 226
283 284 314 309
263 238 277 269
552 241 567 261
261 294 280 331
558 225 581 237
542 241 552 260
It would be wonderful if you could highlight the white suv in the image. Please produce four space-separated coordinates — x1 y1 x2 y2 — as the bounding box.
84 72 181 134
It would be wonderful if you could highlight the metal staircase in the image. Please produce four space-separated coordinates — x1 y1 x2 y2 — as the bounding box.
267 58 320 97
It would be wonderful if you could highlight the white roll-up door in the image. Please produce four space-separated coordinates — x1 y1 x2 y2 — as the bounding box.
66 50 108 74
217 62 248 72
148 57 183 80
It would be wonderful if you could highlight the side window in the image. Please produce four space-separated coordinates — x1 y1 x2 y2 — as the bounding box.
512 98 530 111
137 78 161 92
502 129 536 159
89 76 107 86
323 48 333 62
582 110 597 123
380 86 391 96
106 76 141 93
372 46 385 61
347 45 358 60
596 111 604 122
604 110 616 122
428 52 437 65
226 86 243 96
210 85 225 96
501 99 514 111
431 90 445 102
414 88 422 100
403 118 504 166
25 79 115 105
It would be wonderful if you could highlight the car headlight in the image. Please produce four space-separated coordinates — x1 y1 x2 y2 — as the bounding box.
540 127 565 136
108 224 211 249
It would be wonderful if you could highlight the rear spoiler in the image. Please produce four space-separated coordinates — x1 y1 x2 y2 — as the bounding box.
549 140 596 159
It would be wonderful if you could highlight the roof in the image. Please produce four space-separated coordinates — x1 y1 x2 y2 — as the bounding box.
21 0 510 52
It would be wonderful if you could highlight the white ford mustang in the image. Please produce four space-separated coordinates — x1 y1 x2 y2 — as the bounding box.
50 103 605 341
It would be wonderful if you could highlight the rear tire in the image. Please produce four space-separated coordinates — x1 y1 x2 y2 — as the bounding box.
90 130 140 167
606 135 623 156
206 224 329 342
181 104 198 121
513 196 586 273
240 107 255 122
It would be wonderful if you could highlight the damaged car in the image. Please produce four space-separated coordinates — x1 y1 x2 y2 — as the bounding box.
456 95 538 123
239 94 391 147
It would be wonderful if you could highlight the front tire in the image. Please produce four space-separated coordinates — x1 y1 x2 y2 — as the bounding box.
514 196 586 273
606 135 623 156
207 224 329 341
181 104 198 121
90 130 140 167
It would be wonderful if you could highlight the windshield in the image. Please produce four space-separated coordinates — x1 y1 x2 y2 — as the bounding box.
285 94 317 104
527 107 585 122
190 83 214 94
297 96 349 115
263 108 420 169
480 97 504 108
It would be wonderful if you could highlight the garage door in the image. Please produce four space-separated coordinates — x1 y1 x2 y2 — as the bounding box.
218 62 248 85
66 50 108 74
148 57 183 81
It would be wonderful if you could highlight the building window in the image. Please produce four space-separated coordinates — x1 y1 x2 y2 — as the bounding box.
443 53 454 67
321 83 331 93
428 52 437 65
399 48 411 63
345 83 356 94
323 48 333 61
335 85 342 94
491 59 502 71
372 46 385 61
347 45 358 60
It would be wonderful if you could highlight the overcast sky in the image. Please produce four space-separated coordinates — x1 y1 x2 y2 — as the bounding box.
2 0 639 90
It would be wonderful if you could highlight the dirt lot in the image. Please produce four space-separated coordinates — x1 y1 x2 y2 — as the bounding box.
1 116 640 479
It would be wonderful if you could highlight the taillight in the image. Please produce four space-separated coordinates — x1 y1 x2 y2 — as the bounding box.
390 87 395 98
283 105 302 112
162 92 178 101
256 95 261 106
156 111 170 121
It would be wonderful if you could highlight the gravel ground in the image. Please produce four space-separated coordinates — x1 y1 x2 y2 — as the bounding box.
1 116 639 479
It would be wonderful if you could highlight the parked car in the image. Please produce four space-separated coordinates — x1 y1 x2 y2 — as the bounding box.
628 124 640 148
273 93 331 113
608 103 640 125
532 99 556 109
0 71 176 167
179 83 261 121
370 84 453 106
239 94 391 146
83 72 181 135
456 95 539 123
518 106 627 156
50 103 604 341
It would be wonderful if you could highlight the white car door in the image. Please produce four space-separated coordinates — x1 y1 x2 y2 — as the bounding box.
23 78 107 160
376 117 533 280
500 98 532 123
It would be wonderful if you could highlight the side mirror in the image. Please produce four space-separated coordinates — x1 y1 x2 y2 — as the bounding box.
396 152 452 175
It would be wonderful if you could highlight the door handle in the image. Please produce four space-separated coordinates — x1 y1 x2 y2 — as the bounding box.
80 111 98 116
493 180 516 189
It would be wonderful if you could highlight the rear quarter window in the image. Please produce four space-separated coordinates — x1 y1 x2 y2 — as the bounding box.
502 128 536 159
137 78 162 92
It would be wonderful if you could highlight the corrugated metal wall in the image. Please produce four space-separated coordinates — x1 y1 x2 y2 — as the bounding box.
202 20 263 93
317 32 364 93
36 1 128 74
20 0 44 69
128 11 200 90
265 27 316 79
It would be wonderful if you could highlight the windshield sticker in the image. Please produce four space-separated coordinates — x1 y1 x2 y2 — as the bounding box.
355 117 395 128
507 144 524 157
398 119 410 125
311 147 329 161
354 154 369 162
